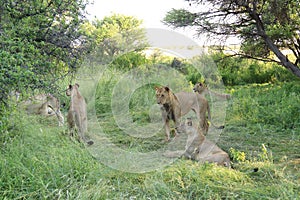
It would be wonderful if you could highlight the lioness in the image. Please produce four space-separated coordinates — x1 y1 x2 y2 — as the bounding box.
193 82 231 100
164 119 231 167
66 83 93 145
25 94 64 126
155 86 205 141
155 86 223 141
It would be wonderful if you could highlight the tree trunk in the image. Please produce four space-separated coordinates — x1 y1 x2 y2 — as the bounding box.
264 37 300 78
252 11 300 78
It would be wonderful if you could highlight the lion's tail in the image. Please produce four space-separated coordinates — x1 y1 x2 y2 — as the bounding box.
207 104 225 129
209 90 231 100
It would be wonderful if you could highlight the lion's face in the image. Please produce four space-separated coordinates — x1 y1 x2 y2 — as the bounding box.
46 95 59 109
66 83 79 96
193 82 206 94
176 118 195 134
66 88 71 96
41 95 61 116
155 86 172 105
66 85 73 96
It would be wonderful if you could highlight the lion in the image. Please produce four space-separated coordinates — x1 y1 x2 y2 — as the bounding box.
66 83 93 145
155 86 224 141
193 82 231 100
164 118 231 167
25 94 64 126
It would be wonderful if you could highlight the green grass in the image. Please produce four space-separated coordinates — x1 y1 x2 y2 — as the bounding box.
220 82 300 162
1 78 299 199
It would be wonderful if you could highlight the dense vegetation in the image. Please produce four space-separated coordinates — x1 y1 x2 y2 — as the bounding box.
1 60 299 198
164 0 300 78
0 0 90 103
1 0 300 199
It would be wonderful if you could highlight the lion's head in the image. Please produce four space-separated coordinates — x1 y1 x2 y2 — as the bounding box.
45 94 60 112
193 82 207 94
155 86 173 105
66 83 80 96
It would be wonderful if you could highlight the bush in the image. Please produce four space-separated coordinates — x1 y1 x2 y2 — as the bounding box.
212 52 298 85
109 51 148 71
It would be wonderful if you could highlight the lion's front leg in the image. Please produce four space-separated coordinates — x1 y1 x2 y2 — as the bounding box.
164 119 171 141
174 118 180 137
160 108 171 141
195 107 207 134
67 111 76 137
173 106 181 137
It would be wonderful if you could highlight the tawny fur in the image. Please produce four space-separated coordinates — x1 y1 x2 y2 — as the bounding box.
25 94 64 126
66 83 93 145
193 82 231 100
155 86 223 141
164 119 231 167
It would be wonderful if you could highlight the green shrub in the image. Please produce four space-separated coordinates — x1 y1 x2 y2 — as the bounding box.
109 51 148 70
212 52 298 85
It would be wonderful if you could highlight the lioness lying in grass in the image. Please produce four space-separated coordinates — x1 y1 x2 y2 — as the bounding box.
24 94 64 126
164 119 231 167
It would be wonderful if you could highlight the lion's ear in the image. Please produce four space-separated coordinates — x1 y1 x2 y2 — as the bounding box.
164 86 170 92
75 83 79 88
69 85 72 89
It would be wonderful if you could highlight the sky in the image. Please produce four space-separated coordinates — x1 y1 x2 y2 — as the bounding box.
86 0 240 49
86 0 190 29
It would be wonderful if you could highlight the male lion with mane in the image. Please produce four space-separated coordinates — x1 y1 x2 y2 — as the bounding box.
155 86 224 141
66 83 93 145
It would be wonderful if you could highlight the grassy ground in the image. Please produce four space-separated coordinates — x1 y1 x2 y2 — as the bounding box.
0 79 299 199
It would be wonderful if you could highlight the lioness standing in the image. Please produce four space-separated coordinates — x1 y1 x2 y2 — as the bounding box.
155 86 209 141
66 84 93 145
193 82 231 100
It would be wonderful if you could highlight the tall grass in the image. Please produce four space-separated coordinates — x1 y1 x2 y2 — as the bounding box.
0 78 299 199
221 82 300 162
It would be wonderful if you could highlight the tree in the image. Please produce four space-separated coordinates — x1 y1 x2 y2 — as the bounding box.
0 0 91 104
163 0 300 78
81 14 149 65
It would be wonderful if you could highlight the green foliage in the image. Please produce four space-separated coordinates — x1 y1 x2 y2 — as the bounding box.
81 14 149 66
222 82 300 164
163 8 198 28
228 82 300 130
230 148 246 163
212 52 298 85
185 65 203 84
163 0 300 78
258 144 273 163
1 78 299 199
110 52 149 70
230 144 274 164
0 114 99 199
0 0 90 104
0 106 21 145
169 55 222 86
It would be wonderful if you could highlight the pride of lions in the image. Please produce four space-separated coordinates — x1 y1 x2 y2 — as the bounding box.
21 82 231 167
21 83 93 145
155 84 231 167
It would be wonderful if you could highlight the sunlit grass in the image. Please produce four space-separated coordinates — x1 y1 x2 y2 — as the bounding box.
1 80 299 199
